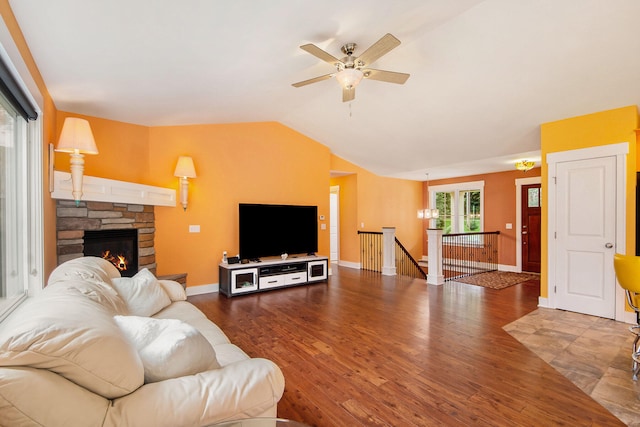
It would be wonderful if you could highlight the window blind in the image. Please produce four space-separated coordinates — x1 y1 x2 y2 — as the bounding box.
0 56 37 121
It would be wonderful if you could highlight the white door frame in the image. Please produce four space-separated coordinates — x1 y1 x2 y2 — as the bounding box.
546 142 630 322
329 185 340 264
515 176 542 273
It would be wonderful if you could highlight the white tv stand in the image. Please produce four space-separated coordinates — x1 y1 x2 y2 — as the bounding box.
219 255 328 297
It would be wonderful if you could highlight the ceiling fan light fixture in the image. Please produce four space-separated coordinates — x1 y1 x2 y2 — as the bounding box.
335 68 364 89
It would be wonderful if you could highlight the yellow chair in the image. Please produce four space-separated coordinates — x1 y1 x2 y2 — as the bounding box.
613 253 640 380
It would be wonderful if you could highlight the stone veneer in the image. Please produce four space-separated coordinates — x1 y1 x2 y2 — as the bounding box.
56 200 156 274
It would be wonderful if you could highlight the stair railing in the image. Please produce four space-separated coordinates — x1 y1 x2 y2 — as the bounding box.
395 237 427 279
442 231 500 281
358 230 383 272
358 229 426 280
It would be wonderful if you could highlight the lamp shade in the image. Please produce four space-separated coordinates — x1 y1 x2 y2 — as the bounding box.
174 156 197 178
56 117 98 154
335 68 364 89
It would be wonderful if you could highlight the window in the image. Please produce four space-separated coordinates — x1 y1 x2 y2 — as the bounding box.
430 181 484 235
528 186 540 208
0 52 42 320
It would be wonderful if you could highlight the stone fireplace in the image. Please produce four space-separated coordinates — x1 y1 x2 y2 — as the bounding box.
56 200 157 274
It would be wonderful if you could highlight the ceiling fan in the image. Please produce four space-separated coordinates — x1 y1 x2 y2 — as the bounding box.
292 33 410 102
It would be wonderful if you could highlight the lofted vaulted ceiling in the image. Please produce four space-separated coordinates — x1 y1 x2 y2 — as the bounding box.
8 0 640 179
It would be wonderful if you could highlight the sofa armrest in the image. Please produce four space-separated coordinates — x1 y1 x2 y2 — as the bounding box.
158 279 187 301
0 367 109 427
104 358 285 427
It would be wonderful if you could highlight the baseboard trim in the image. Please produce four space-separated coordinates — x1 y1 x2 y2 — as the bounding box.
338 260 361 270
498 264 520 273
186 283 219 296
538 297 550 308
622 310 636 325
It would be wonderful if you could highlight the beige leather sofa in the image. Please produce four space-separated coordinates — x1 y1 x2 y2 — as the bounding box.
0 257 285 427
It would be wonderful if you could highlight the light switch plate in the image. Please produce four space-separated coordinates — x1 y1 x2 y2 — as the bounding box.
189 225 200 233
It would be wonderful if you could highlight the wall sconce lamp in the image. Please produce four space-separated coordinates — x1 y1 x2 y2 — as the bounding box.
174 156 197 211
55 117 98 206
515 160 535 172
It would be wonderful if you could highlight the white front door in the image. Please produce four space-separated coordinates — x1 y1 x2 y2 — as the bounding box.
554 156 617 318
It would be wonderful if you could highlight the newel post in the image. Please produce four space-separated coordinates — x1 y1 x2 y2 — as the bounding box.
381 227 397 276
427 228 445 285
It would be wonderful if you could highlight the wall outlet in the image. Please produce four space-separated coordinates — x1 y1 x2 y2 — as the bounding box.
189 225 200 233
505 223 512 230
320 223 326 230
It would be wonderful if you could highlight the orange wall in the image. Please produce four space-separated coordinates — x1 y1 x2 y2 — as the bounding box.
330 155 423 263
148 122 331 286
424 168 541 267
540 105 638 299
55 112 151 184
51 108 428 287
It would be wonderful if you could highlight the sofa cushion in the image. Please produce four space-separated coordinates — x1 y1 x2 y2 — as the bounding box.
46 278 128 315
158 279 187 301
153 301 232 347
0 290 144 399
112 268 171 316
114 315 220 383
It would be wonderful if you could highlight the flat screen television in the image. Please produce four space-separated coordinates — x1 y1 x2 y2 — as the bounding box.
239 203 318 261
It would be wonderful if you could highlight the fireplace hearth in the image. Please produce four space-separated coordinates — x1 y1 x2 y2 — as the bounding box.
84 229 138 277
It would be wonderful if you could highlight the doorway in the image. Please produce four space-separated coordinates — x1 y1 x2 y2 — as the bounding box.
330 186 340 263
516 176 541 273
547 143 628 321
521 183 541 273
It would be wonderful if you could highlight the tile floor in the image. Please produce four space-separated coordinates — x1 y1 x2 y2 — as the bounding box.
504 308 640 426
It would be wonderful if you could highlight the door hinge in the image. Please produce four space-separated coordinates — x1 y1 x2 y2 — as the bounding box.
554 285 557 293
553 176 557 184
554 231 557 239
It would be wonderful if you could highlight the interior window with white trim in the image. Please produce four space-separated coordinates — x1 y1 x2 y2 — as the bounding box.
0 55 42 320
430 181 484 235
0 95 27 315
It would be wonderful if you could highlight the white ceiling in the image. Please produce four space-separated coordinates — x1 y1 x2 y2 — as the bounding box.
8 0 640 180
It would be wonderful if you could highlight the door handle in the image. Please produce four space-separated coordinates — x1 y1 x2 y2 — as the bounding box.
605 243 614 249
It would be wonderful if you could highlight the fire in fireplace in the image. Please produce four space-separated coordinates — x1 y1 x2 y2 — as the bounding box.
84 229 138 277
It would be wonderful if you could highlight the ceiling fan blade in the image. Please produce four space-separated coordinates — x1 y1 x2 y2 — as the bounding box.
300 44 341 66
363 69 410 84
292 74 334 88
355 33 401 67
342 87 355 102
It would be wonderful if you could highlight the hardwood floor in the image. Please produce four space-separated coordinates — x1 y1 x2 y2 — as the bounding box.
189 265 624 426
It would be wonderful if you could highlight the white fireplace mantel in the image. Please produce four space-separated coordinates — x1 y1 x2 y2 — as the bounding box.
51 171 176 207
